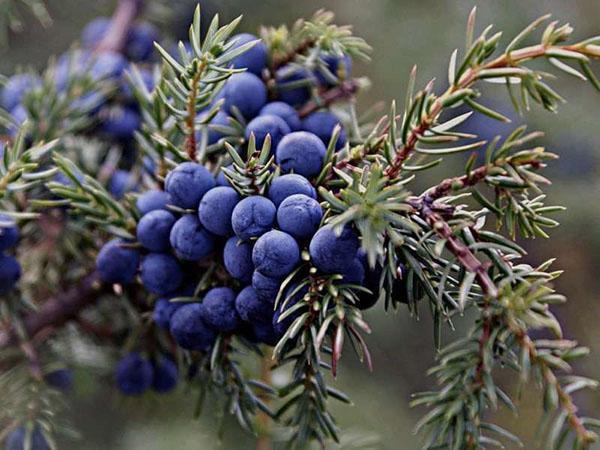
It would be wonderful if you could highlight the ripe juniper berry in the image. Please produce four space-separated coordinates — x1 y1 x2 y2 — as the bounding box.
252 270 281 303
276 131 327 178
252 230 300 278
198 186 240 236
95 239 140 284
136 210 176 252
169 214 215 261
164 162 215 209
268 173 316 207
309 224 359 274
140 253 182 295
200 287 240 332
136 190 169 215
169 303 216 351
277 194 323 240
223 237 254 284
231 196 276 241
245 114 291 150
115 352 153 396
229 33 268 76
223 72 267 119
259 102 301 131
301 111 347 150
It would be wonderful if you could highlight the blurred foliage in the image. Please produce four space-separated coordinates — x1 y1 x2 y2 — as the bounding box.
2 0 599 448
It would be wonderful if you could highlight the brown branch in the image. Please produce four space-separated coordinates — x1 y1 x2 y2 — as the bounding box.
96 0 144 54
0 272 108 348
271 38 316 71
298 79 360 118
419 204 498 298
384 43 599 179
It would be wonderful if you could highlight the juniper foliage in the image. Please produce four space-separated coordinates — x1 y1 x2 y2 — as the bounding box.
0 2 599 449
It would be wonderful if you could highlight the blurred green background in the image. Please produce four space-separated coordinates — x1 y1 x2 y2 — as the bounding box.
3 0 600 448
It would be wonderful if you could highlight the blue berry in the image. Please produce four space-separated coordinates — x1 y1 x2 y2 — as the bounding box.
81 17 111 47
0 254 20 295
90 51 127 81
136 210 176 252
96 239 140 285
301 111 347 150
223 237 254 284
253 230 300 278
169 215 215 261
273 284 307 337
200 287 239 332
339 258 365 285
165 162 215 209
223 72 267 119
125 22 159 62
136 190 169 215
152 356 178 393
100 105 141 140
260 102 301 131
109 169 137 200
197 110 231 145
231 196 276 241
169 303 216 351
140 253 182 295
229 33 268 76
276 131 326 178
245 114 291 150
314 54 353 86
309 224 359 274
268 174 316 207
4 425 50 450
198 186 240 236
251 321 279 346
115 352 153 396
235 286 272 323
277 194 322 240
252 270 281 303
0 215 19 251
153 297 183 330
216 165 232 187
275 66 312 106
44 368 73 392
1 74 41 112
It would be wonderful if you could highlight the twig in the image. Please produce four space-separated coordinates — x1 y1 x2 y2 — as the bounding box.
96 0 144 53
298 79 360 118
0 272 108 348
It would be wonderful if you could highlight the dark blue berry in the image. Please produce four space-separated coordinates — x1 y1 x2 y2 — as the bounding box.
231 196 276 241
252 321 279 346
198 186 240 236
252 270 281 303
164 162 215 209
4 425 50 450
169 215 215 261
301 111 347 150
96 239 140 285
125 22 159 62
136 190 169 215
235 286 272 323
0 254 20 295
268 174 316 207
253 230 300 278
260 102 301 131
223 73 267 119
339 258 365 285
81 17 110 47
1 74 41 112
200 287 240 332
245 114 291 150
273 284 307 337
276 131 326 178
44 368 73 392
309 224 359 274
90 51 127 81
140 253 182 295
100 105 141 140
108 169 137 200
153 297 183 330
229 33 268 76
137 210 176 252
223 237 254 284
115 352 153 396
170 303 216 351
152 356 178 394
277 194 322 240
275 66 312 106
197 110 231 145
0 214 19 251
314 54 353 86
